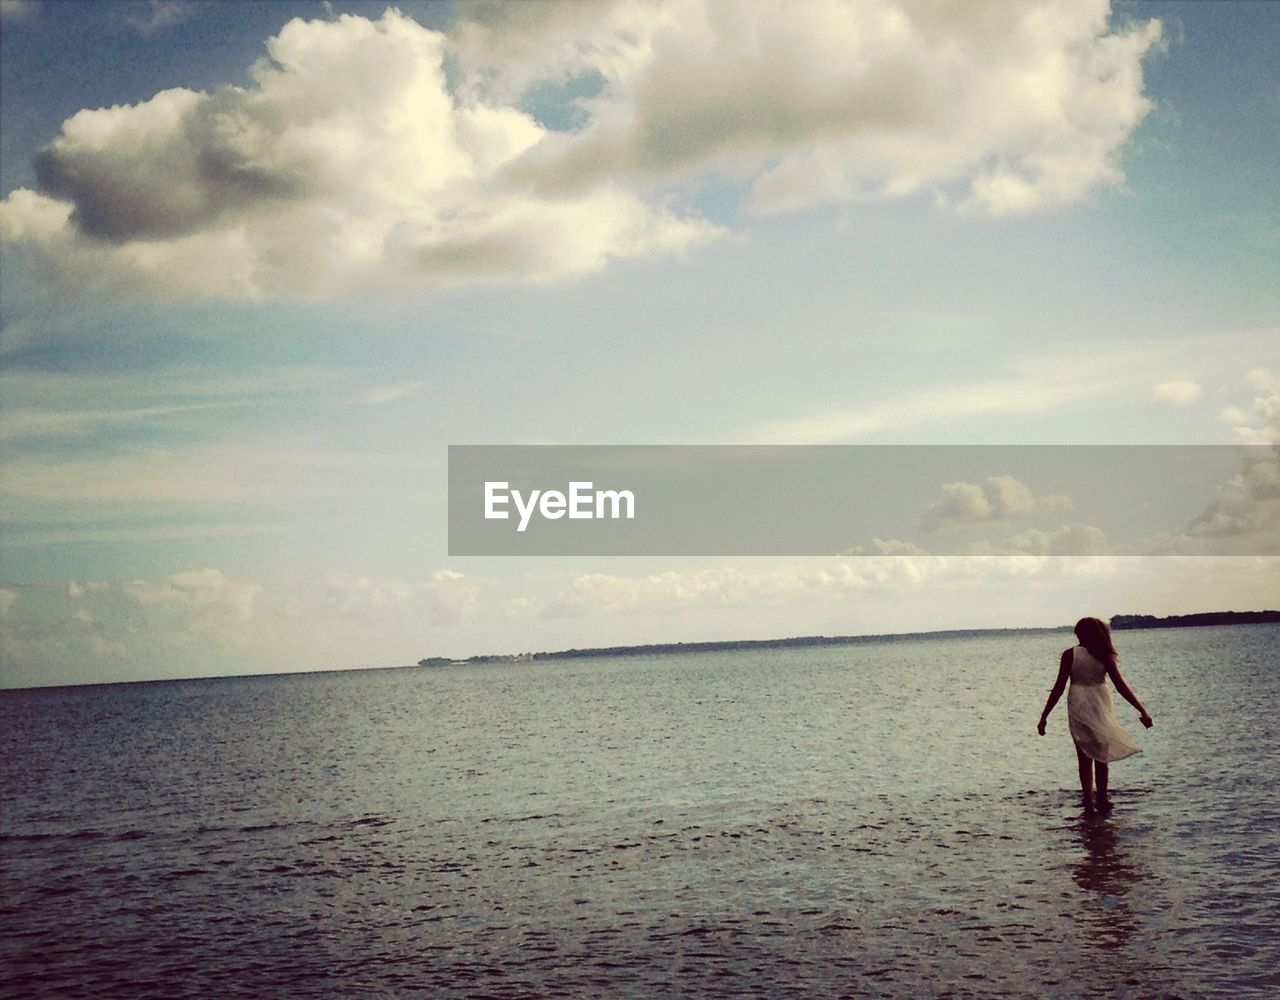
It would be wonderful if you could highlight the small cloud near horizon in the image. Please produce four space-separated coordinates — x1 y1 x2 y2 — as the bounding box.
919 475 1072 533
1152 379 1203 405
351 381 428 406
1220 367 1279 445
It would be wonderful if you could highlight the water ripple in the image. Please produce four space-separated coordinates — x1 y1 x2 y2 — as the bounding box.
2 625 1277 997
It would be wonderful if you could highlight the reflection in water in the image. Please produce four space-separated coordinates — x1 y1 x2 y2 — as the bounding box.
1071 811 1149 952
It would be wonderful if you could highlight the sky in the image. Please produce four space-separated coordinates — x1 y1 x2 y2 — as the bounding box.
1 0 1277 688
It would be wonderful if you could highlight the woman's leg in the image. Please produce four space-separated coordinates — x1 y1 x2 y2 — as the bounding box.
1094 760 1110 808
1074 742 1094 809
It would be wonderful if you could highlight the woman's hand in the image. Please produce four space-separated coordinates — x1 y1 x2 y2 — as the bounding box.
1037 718 1047 736
1140 712 1153 729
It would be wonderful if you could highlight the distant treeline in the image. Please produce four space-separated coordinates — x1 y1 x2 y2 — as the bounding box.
1111 610 1280 630
418 625 1069 667
417 612 1280 668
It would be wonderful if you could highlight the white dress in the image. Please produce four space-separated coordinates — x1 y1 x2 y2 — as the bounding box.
1067 645 1141 763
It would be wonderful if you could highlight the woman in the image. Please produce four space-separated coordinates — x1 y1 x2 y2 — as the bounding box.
1038 617 1153 812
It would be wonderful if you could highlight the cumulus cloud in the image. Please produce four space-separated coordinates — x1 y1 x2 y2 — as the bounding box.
0 570 263 686
1132 386 1280 553
1181 451 1280 548
919 474 1072 532
539 553 1201 623
473 0 1161 216
451 0 662 105
0 1 1159 307
848 523 1109 556
967 524 1110 556
845 538 930 556
5 554 1277 687
1152 379 1203 405
1246 367 1278 392
0 9 714 303
318 569 485 627
545 558 948 618
1220 367 1280 445
125 567 261 625
0 567 492 686
904 442 1278 558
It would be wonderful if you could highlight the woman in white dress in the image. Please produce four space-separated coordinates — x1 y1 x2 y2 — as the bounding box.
1038 617 1153 812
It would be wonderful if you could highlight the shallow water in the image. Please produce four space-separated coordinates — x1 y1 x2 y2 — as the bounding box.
3 625 1278 997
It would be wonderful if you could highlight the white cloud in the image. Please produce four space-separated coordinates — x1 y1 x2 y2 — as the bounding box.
476 0 1160 216
1 522 280 547
876 443 1279 556
126 567 261 624
451 0 666 106
846 538 930 556
0 567 492 687
1 2 1158 309
1245 367 1278 393
545 559 934 618
0 433 435 511
539 555 1096 620
735 348 1160 443
0 403 231 441
1181 451 1280 546
5 555 1277 687
351 380 428 406
538 553 1230 623
968 524 1110 556
0 9 714 304
1 441 280 506
318 569 485 627
919 475 1072 532
0 366 339 417
1219 367 1280 445
1152 379 1202 405
0 570 264 686
849 523 1109 556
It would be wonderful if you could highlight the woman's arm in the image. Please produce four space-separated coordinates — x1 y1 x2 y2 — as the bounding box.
1038 649 1072 735
1107 662 1154 727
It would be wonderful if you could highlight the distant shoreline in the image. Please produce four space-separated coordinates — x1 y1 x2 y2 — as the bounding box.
1110 610 1280 631
420 611 1280 667
5 612 1276 693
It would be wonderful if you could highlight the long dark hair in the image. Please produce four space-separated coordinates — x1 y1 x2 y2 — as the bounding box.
1075 617 1117 666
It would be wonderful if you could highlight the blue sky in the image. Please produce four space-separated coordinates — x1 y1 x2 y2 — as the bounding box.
1 0 1276 687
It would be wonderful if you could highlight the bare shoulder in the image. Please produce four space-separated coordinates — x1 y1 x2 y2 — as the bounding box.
1058 647 1073 673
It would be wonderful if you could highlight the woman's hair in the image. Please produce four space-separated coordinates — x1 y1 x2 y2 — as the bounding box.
1075 616 1117 665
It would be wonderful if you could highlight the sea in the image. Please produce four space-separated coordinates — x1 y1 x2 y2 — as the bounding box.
2 624 1277 998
